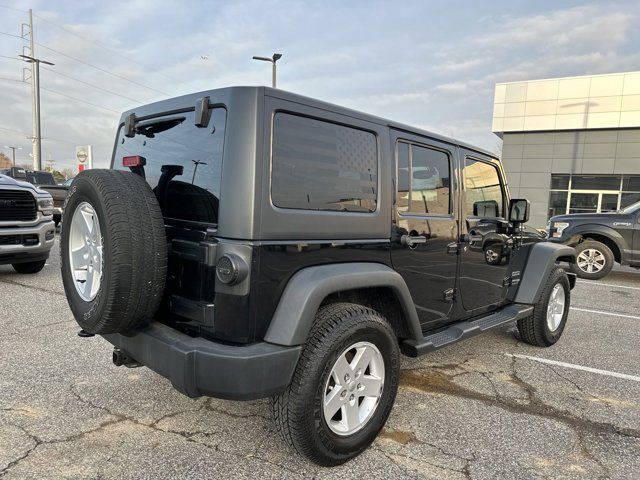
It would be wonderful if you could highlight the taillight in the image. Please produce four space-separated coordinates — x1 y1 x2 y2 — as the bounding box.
122 155 146 167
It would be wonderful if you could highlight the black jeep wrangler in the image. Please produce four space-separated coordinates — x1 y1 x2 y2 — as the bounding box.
60 87 576 466
547 202 640 279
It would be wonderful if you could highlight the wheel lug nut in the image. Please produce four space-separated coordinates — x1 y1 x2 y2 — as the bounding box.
340 390 347 398
349 394 354 401
344 374 350 382
355 369 361 378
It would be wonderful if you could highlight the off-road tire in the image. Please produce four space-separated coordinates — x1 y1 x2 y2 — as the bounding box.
271 303 400 466
517 267 570 347
60 169 167 334
569 240 614 280
12 260 46 274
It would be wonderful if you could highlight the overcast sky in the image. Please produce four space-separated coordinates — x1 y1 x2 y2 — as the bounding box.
1 0 639 171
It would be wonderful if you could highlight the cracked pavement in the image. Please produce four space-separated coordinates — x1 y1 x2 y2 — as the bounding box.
1 238 639 479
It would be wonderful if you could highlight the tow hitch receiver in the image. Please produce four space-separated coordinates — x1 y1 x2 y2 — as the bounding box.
112 348 142 368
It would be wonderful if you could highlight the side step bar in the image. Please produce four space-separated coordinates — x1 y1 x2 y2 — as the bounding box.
401 304 533 357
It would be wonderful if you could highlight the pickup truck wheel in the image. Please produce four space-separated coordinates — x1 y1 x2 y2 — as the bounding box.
271 303 400 466
12 260 46 274
517 267 570 347
60 170 167 334
570 240 614 280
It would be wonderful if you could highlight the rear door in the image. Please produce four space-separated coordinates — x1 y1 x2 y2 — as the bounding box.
390 131 459 331
458 151 510 314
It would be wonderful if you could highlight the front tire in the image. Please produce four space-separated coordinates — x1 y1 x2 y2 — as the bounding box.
570 240 614 280
271 303 400 466
517 267 570 347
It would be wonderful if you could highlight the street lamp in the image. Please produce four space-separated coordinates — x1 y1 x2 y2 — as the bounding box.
252 53 283 88
19 54 54 171
3 146 22 165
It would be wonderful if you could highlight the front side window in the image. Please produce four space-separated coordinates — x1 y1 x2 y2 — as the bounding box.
396 141 451 215
463 158 504 217
271 113 378 213
114 108 226 225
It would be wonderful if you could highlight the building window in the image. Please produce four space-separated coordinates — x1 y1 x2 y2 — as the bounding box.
271 113 378 213
548 174 640 218
396 141 451 215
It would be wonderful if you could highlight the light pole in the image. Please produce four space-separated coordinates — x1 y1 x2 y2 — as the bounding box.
19 54 54 171
252 53 282 88
3 146 22 165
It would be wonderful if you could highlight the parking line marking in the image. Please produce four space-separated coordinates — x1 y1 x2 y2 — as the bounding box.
570 307 640 320
507 354 640 383
577 281 640 291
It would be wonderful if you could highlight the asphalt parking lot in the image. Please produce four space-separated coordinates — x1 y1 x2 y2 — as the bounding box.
1 238 639 479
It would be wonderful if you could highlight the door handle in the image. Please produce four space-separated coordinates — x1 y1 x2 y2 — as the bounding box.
401 235 427 247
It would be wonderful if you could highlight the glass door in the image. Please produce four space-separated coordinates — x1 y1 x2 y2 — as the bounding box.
600 193 619 212
568 191 620 214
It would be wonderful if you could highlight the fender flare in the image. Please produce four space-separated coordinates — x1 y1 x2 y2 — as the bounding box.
564 223 628 261
263 263 422 346
514 242 576 304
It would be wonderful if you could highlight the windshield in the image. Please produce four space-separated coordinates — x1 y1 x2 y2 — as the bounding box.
114 107 226 225
620 200 640 214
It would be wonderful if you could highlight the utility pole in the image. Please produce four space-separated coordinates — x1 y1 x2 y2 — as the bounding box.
252 53 283 88
22 9 38 170
20 51 54 172
3 146 22 165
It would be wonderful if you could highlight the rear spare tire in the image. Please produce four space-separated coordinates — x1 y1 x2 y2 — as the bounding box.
60 170 167 334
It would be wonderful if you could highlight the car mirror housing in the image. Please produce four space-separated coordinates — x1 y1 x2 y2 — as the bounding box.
509 198 530 225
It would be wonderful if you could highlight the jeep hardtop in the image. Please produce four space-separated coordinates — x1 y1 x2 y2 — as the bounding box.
60 86 576 466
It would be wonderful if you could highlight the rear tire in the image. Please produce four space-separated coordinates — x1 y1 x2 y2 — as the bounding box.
569 240 614 280
12 260 46 274
60 170 167 334
271 303 400 466
517 267 570 347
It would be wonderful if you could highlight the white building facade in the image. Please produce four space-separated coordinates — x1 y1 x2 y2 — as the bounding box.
492 72 640 227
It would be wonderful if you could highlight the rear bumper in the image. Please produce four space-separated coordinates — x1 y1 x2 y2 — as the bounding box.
0 220 55 265
102 322 301 400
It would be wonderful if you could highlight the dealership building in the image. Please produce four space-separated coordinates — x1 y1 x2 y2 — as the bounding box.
492 71 640 227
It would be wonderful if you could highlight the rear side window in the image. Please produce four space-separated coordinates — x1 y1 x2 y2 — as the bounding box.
114 108 226 225
396 141 451 215
463 158 504 217
271 113 378 213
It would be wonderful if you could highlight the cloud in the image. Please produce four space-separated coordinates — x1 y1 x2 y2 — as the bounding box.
1 1 639 172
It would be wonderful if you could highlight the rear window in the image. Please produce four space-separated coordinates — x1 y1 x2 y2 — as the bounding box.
114 108 226 225
271 113 378 213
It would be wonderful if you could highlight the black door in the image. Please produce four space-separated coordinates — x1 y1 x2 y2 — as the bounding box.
390 134 459 330
458 152 510 313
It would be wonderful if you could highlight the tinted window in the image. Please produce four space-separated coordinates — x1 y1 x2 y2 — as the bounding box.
114 108 226 225
396 141 450 215
271 113 377 212
571 175 621 190
35 172 56 185
396 142 410 213
548 191 567 218
463 159 503 217
622 176 640 192
550 174 569 190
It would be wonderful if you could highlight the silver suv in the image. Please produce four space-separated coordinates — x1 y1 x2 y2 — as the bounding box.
0 174 55 273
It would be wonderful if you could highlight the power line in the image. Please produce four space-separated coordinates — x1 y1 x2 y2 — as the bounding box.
32 12 181 84
0 54 22 61
41 66 144 104
35 42 171 96
0 4 27 13
0 125 78 145
0 77 122 114
0 30 27 40
40 86 121 114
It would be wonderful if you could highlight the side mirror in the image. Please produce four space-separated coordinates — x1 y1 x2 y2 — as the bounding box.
509 198 530 224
